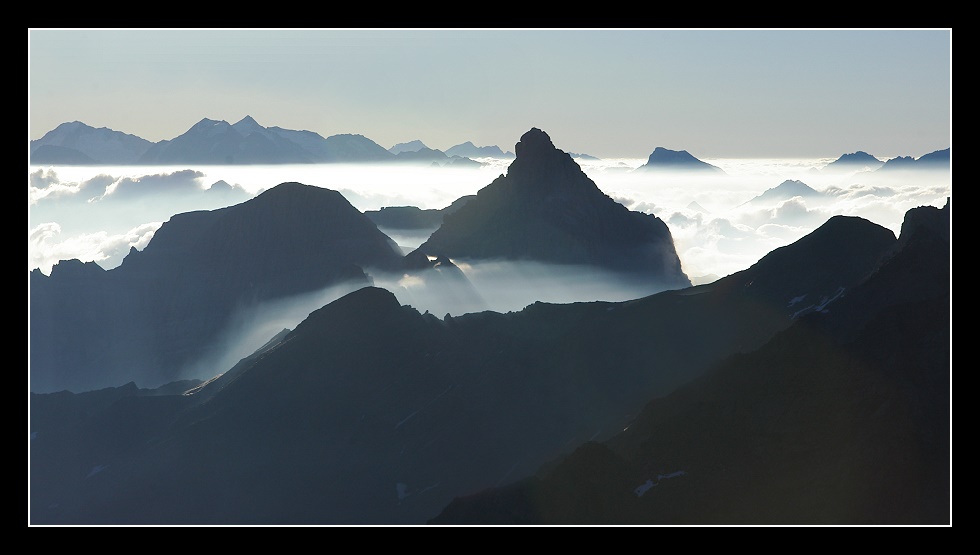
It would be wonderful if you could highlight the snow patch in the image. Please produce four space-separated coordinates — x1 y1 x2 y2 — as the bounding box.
633 470 687 497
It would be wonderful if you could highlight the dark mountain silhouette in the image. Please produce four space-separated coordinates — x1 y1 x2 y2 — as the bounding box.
429 200 950 525
388 139 429 154
740 179 823 206
414 128 691 289
29 182 405 394
634 147 725 173
821 150 884 172
878 147 951 172
445 141 514 159
29 121 154 164
364 195 476 230
29 203 904 524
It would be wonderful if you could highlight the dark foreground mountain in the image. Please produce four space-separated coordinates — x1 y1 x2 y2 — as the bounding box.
29 182 405 393
429 200 950 525
29 206 903 524
414 128 691 290
633 147 725 173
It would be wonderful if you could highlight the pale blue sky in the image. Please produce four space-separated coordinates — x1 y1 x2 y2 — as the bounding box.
28 28 951 159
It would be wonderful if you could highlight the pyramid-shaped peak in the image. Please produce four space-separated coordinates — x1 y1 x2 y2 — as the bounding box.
233 115 263 132
515 128 557 158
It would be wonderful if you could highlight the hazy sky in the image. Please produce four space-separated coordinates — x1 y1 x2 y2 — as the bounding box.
29 28 951 159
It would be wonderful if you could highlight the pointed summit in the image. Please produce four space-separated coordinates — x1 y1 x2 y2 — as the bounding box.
413 128 691 288
232 115 264 135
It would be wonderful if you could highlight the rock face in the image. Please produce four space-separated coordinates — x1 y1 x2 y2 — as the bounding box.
414 128 691 289
634 147 725 173
29 205 909 525
29 182 405 393
428 201 950 526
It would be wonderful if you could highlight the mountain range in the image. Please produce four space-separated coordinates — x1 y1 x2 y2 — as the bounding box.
28 117 480 166
29 197 947 525
429 200 950 525
28 125 951 525
820 148 950 173
30 128 694 394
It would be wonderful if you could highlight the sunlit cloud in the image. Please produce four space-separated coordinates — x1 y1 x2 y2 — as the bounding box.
29 221 162 275
98 169 207 200
27 160 951 290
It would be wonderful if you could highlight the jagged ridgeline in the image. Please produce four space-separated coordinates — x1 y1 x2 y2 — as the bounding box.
29 182 406 393
413 128 691 288
31 199 933 524
30 127 693 394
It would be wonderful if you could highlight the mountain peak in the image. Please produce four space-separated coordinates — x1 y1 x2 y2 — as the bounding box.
502 127 587 189
232 115 264 134
636 147 725 173
414 128 690 286
514 127 555 158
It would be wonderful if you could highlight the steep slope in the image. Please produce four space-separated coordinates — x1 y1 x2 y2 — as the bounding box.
429 201 950 525
29 208 901 525
30 182 405 393
415 128 691 289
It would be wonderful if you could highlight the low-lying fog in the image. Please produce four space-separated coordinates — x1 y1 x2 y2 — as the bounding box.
29 156 951 282
29 156 951 386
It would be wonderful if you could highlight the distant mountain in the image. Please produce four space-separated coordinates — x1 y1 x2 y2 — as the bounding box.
389 140 429 154
878 148 950 172
29 182 405 393
445 141 514 159
686 201 710 213
29 204 906 525
428 201 950 525
568 152 600 160
634 147 725 173
364 195 476 230
740 179 823 206
821 151 884 172
29 121 154 164
32 117 397 165
138 116 318 164
414 128 691 289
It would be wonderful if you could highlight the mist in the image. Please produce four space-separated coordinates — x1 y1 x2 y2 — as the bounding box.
177 279 370 385
28 156 950 283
